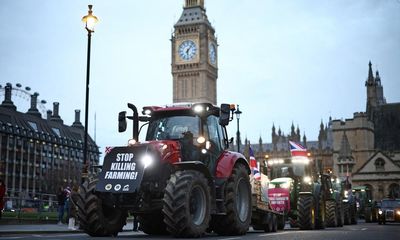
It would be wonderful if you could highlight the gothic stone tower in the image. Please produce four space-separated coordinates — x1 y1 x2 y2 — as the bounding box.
172 0 218 105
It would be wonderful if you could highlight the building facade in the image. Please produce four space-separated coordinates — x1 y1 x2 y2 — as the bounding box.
172 0 218 104
248 62 400 200
0 83 99 197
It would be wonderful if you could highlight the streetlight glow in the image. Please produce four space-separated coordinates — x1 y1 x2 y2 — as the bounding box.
82 5 98 32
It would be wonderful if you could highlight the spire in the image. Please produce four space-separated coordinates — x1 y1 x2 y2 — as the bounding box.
375 70 381 85
366 60 374 86
303 133 307 148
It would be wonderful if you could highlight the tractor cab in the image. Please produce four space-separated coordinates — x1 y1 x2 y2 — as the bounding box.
268 157 315 190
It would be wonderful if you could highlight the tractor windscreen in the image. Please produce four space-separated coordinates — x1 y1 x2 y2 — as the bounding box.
269 159 311 180
146 115 200 141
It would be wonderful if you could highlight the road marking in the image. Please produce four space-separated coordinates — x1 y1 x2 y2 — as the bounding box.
259 231 290 237
361 228 368 231
218 237 241 240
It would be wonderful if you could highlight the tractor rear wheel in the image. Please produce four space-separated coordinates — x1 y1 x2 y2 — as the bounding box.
315 191 326 229
277 214 285 230
326 200 337 227
350 203 357 224
297 194 315 230
211 164 252 235
337 201 344 227
76 178 127 237
343 202 351 225
163 170 211 238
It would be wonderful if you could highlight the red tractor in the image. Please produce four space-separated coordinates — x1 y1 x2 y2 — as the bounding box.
76 103 253 237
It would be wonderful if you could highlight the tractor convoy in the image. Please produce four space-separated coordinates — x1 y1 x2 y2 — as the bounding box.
75 102 363 238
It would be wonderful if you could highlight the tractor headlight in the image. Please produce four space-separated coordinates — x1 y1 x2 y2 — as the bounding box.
396 210 400 216
378 210 383 215
344 190 349 198
303 176 312 184
128 139 137 146
141 154 153 169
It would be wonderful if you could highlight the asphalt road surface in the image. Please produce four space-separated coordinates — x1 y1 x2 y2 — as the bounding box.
2 221 399 240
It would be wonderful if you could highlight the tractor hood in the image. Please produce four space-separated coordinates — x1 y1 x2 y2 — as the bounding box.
268 177 293 212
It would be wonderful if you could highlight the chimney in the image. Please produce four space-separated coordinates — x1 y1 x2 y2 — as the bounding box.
47 110 52 120
27 92 41 118
50 102 63 124
72 109 84 129
1 83 17 110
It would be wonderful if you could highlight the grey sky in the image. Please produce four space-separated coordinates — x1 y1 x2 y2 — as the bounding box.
0 0 399 156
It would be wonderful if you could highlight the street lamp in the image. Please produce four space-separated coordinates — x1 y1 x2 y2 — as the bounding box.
81 5 98 183
234 105 242 152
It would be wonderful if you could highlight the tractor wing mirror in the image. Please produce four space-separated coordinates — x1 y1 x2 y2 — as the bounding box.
118 111 127 132
219 104 231 126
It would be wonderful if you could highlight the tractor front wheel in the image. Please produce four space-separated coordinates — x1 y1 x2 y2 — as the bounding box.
163 170 211 238
326 200 338 227
297 194 315 230
76 178 127 237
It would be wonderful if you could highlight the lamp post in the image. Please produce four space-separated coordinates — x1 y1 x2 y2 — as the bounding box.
81 5 98 183
234 105 242 152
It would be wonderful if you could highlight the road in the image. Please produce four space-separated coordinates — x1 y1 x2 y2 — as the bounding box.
1 221 399 240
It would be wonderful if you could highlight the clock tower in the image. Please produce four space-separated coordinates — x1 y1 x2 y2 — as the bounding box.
172 0 218 105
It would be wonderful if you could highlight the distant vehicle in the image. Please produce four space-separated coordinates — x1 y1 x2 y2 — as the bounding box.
377 198 400 224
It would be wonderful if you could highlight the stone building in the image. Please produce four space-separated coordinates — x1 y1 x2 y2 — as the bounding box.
248 61 400 200
172 0 218 105
0 83 100 197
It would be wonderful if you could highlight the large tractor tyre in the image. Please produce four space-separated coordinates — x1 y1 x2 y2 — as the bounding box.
365 207 372 223
163 170 211 238
337 202 344 227
76 178 127 237
138 212 168 235
271 214 278 232
315 192 326 229
211 164 252 236
277 214 285 230
350 203 357 225
343 202 351 225
325 200 338 227
297 194 316 230
263 213 272 233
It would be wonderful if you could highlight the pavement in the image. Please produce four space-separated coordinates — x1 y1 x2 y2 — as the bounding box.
0 221 136 235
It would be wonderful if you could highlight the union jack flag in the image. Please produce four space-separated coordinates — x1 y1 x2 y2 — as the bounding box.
288 141 308 157
105 146 113 155
249 147 261 181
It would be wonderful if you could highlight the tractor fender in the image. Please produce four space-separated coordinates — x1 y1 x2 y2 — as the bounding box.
215 151 250 178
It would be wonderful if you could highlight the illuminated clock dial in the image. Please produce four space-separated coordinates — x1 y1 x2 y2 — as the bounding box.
178 40 197 61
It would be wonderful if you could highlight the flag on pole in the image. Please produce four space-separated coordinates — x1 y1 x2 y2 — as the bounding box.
288 140 308 157
249 147 261 180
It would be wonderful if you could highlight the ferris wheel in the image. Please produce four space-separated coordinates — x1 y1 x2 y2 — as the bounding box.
0 83 48 119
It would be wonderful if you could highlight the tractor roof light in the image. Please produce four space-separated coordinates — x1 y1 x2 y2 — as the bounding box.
193 104 205 113
292 157 310 164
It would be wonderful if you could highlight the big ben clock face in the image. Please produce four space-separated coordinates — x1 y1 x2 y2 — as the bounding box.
178 40 197 61
209 42 217 65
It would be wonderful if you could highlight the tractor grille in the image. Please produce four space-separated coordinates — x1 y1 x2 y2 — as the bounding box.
386 210 394 221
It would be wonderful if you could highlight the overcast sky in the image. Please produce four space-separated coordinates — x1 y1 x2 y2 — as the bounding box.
1 0 399 156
